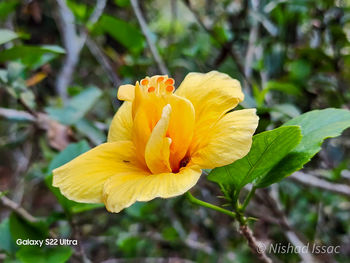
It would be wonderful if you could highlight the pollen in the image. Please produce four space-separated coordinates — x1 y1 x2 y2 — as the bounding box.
141 79 149 86
166 86 174 92
157 77 165 83
148 86 156 92
165 78 174 85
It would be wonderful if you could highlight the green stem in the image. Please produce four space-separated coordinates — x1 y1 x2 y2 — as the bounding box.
186 192 236 219
241 186 256 211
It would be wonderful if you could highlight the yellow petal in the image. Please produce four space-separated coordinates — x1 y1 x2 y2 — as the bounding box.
132 89 195 170
165 95 195 172
103 165 202 213
176 71 244 153
53 141 148 203
190 109 259 169
108 101 133 142
117 84 135 101
145 104 172 174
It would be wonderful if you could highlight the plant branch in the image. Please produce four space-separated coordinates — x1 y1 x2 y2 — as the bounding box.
0 191 39 223
130 0 169 75
86 37 121 89
289 171 350 198
187 191 273 263
239 224 272 263
267 186 320 263
0 108 36 122
55 0 107 101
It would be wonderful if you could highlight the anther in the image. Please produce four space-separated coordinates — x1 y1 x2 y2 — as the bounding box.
141 79 149 86
157 77 165 83
165 78 174 85
148 86 156 92
166 86 174 92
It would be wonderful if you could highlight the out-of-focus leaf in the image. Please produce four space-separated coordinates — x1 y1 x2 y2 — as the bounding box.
271 103 301 118
9 213 48 241
20 89 36 109
75 118 106 145
7 61 25 82
0 218 18 253
114 0 130 7
265 81 301 95
47 140 90 174
289 59 311 81
16 246 72 263
0 45 65 70
46 86 102 126
26 72 47 87
96 15 145 53
257 108 350 188
162 227 179 242
0 29 18 45
46 141 104 213
0 0 18 20
208 126 302 190
66 0 89 22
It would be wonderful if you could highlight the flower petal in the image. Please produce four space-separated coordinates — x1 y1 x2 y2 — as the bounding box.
103 165 202 213
53 141 148 203
190 109 259 169
145 104 172 174
117 84 135 101
108 101 133 142
176 71 244 153
132 85 195 170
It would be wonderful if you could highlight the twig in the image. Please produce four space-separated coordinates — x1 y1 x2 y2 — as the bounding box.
0 192 39 223
130 0 169 75
182 0 252 92
55 0 107 101
268 186 319 263
55 0 80 101
85 37 121 88
144 231 214 255
0 108 36 122
239 224 272 263
69 217 91 263
244 0 259 78
288 172 350 198
187 192 273 263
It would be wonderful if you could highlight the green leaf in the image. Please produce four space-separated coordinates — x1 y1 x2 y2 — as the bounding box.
0 29 18 45
96 15 145 53
208 126 302 190
0 218 18 253
257 108 350 187
46 86 102 126
46 141 104 213
16 246 72 263
9 213 48 241
75 118 106 145
47 140 90 174
0 45 65 70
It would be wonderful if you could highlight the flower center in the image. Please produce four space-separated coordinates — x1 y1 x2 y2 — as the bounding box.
139 76 175 95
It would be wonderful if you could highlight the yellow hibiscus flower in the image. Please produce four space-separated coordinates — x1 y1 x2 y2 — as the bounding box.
53 71 259 213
